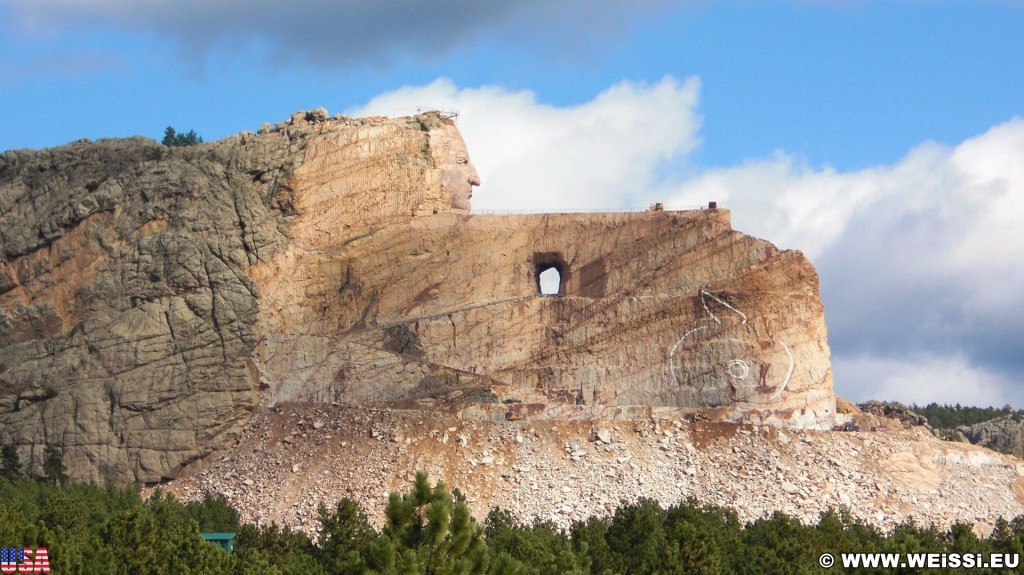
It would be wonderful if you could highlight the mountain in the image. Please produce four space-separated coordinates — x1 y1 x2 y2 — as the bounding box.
1 109 838 483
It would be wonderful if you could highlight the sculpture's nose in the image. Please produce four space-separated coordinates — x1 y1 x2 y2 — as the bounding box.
468 164 481 187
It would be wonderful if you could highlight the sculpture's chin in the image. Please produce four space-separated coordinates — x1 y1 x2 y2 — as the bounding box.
451 193 472 211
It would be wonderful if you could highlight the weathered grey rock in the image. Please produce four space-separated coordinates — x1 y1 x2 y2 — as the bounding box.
959 415 1024 458
857 401 928 429
306 108 329 123
0 130 305 482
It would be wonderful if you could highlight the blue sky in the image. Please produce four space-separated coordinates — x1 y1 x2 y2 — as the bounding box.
2 0 1023 407
5 2 1022 169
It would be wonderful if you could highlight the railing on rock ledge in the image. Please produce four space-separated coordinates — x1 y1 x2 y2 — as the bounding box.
393 107 460 122
474 204 709 215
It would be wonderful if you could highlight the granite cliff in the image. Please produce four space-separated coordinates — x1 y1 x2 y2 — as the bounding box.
960 416 1024 459
0 110 837 483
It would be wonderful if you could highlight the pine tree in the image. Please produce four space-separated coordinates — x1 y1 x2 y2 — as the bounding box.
379 471 515 574
604 498 675 573
184 492 241 533
316 498 377 575
162 126 204 147
42 444 68 486
229 522 324 574
1 443 21 479
484 509 587 575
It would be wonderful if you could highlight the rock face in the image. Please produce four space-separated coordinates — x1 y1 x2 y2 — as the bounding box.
255 210 835 428
857 401 929 429
0 130 300 483
960 415 1024 458
1 111 837 483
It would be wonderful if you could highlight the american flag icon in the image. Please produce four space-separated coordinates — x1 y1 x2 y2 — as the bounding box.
0 547 24 563
1 547 49 572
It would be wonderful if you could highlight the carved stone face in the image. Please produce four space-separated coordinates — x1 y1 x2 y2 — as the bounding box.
429 123 481 211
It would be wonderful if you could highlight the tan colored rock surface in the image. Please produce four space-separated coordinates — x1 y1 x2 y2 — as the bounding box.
252 208 836 429
2 110 836 484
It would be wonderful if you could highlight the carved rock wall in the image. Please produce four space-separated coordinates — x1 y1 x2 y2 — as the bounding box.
254 209 836 428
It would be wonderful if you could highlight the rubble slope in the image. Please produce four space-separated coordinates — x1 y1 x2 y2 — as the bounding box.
169 404 1024 536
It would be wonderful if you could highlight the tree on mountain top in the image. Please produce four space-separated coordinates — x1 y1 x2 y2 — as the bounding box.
162 126 203 147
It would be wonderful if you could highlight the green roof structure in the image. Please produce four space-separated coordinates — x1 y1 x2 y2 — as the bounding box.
200 532 236 553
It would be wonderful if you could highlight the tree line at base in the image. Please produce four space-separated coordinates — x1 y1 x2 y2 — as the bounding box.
3 471 1024 574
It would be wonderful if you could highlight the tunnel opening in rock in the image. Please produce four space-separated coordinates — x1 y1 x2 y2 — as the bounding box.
533 252 567 296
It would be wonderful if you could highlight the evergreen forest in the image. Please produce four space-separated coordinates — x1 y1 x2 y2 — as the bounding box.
3 471 1024 574
912 403 1022 429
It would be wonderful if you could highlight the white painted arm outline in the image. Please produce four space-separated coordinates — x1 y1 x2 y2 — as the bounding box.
700 289 747 325
768 340 794 401
670 289 793 402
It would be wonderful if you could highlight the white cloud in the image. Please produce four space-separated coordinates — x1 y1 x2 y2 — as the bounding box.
349 76 702 210
664 119 1024 278
660 117 1024 406
662 141 955 260
832 354 1017 408
945 121 1024 310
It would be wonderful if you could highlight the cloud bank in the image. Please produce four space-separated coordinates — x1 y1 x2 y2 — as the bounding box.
2 0 673 67
668 119 1024 406
352 78 1024 407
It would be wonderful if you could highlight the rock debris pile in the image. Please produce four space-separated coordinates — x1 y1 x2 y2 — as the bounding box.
169 404 1024 536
